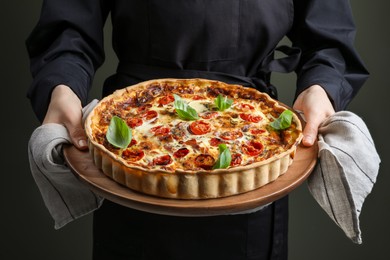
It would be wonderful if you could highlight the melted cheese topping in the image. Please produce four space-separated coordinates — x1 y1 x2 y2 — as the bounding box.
89 80 301 172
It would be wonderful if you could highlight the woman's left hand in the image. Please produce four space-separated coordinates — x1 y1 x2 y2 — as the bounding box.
293 85 335 147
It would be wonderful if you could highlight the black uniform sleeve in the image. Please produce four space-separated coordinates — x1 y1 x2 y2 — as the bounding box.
26 0 110 121
289 0 369 111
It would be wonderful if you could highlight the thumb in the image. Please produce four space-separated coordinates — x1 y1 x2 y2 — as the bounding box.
301 119 320 147
67 123 88 150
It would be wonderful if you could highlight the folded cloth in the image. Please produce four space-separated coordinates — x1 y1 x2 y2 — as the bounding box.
28 100 103 229
308 111 380 244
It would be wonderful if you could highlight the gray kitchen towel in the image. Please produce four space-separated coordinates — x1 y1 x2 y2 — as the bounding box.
28 100 103 229
308 111 380 244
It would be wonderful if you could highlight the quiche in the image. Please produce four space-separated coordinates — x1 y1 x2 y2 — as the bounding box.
85 78 303 199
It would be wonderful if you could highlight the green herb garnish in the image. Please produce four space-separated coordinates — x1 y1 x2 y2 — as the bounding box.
213 144 232 169
106 116 132 149
214 94 233 111
174 94 199 120
270 110 293 130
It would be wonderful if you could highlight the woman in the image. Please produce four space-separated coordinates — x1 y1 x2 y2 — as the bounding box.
26 0 368 259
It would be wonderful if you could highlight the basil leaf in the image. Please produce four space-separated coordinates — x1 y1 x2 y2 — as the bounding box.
213 144 232 169
106 116 132 149
270 110 293 130
174 94 199 120
214 94 233 111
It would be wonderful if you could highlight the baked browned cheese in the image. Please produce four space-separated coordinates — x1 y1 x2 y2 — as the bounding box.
85 78 303 199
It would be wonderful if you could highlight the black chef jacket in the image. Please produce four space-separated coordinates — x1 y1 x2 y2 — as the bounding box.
27 0 368 122
26 1 368 259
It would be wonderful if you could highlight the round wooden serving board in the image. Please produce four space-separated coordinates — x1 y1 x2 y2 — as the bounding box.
63 142 317 217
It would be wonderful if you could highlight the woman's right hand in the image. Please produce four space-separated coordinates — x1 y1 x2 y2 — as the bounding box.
43 84 88 150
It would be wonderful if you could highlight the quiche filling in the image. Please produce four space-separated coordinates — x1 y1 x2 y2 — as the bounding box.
87 79 302 173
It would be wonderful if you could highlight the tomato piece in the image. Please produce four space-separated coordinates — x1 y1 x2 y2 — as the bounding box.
183 139 199 150
209 137 225 147
242 141 264 156
239 114 263 123
122 148 145 161
173 148 190 158
150 125 171 137
230 153 242 167
129 139 137 147
153 155 173 166
200 111 219 119
220 130 243 140
137 141 154 151
137 104 152 113
194 154 215 170
158 94 175 105
193 95 205 100
189 121 211 135
142 110 158 120
250 129 266 135
126 117 143 128
236 103 254 111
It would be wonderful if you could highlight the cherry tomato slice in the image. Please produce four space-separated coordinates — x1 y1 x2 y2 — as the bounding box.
158 94 175 105
137 104 152 113
242 141 264 156
220 130 243 140
193 95 205 100
239 113 263 123
250 129 266 135
153 155 173 165
200 111 219 119
236 103 254 111
209 137 225 147
173 148 190 158
184 139 199 149
142 110 158 120
189 121 211 135
129 139 137 147
194 154 215 170
127 117 143 128
150 125 171 137
230 153 242 167
122 148 144 161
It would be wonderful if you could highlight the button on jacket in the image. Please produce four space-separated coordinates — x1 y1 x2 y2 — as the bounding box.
27 0 368 122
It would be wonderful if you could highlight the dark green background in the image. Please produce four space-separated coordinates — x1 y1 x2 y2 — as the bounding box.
1 1 389 259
